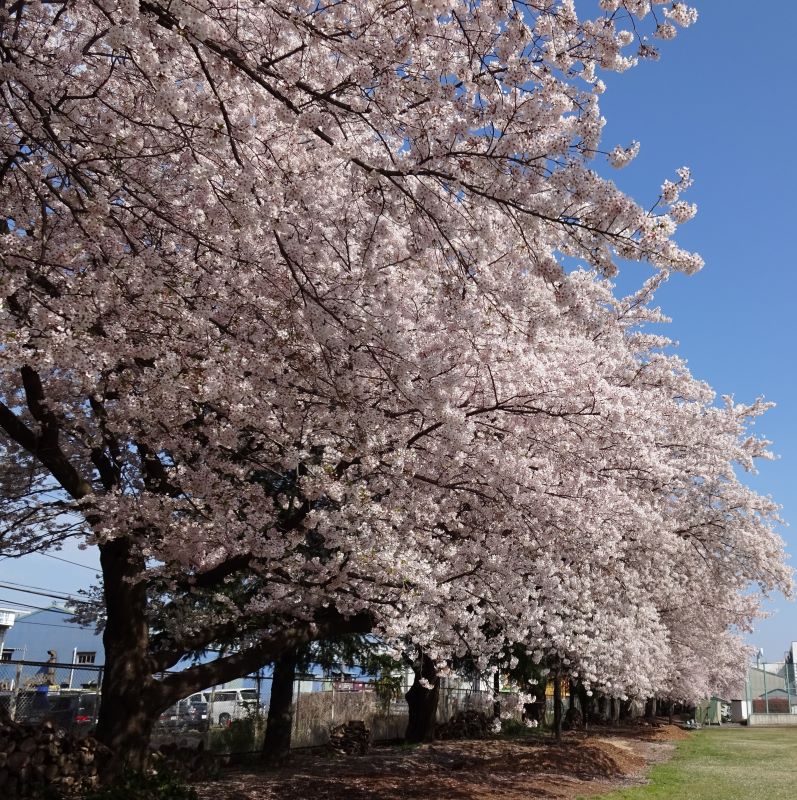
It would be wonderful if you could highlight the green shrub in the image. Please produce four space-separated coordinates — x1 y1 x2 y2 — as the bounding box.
207 716 264 754
500 718 542 738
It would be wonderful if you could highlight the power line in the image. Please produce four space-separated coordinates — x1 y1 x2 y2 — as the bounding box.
0 598 74 614
0 579 84 601
14 620 82 629
0 553 98 571
0 583 91 605
40 553 98 572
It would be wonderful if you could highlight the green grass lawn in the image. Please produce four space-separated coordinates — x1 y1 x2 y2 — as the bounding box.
593 727 797 800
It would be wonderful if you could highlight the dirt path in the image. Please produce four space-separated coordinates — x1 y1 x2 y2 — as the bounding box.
194 725 688 800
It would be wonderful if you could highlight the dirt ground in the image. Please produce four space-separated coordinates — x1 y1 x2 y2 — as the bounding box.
194 723 689 800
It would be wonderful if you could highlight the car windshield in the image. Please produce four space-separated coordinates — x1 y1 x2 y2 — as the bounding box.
79 696 98 712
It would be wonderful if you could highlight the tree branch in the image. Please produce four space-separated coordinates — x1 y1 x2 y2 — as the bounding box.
1 370 92 499
150 610 373 707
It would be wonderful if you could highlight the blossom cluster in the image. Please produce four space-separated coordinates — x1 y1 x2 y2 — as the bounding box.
0 0 788 705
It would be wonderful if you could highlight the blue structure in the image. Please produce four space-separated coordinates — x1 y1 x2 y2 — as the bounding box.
1 606 104 666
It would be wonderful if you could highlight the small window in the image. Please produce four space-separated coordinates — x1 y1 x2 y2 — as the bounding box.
76 651 96 665
0 650 13 662
211 691 237 702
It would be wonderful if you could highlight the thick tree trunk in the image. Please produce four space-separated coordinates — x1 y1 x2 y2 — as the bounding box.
493 670 501 719
95 537 156 774
645 697 656 720
91 542 373 775
577 683 590 730
405 653 440 743
595 694 606 720
262 648 298 765
553 673 563 741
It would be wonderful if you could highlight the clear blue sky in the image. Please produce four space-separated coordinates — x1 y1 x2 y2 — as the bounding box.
598 1 797 661
1 3 795 661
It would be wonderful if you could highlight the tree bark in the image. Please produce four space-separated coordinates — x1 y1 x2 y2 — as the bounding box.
645 697 656 721
553 672 562 741
493 670 501 719
262 648 298 765
577 683 590 730
93 604 372 778
596 694 607 721
153 610 373 698
404 653 440 743
94 537 155 774
0 368 377 773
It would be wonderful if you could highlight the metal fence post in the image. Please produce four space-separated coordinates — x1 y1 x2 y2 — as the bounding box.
94 667 103 726
763 665 769 715
9 662 22 721
292 675 299 745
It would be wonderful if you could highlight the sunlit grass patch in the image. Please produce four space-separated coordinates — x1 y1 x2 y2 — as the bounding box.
593 727 797 800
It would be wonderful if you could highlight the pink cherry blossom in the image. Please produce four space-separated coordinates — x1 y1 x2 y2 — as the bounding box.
0 0 788 761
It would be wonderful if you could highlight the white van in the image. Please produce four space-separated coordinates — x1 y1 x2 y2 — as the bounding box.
187 687 261 726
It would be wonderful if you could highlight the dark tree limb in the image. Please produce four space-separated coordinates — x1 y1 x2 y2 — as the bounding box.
150 611 373 708
1 369 92 499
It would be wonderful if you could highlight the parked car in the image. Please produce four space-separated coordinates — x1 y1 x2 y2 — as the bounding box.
156 698 209 731
0 690 98 731
156 703 182 731
178 700 208 731
186 688 261 726
19 689 52 725
47 692 98 730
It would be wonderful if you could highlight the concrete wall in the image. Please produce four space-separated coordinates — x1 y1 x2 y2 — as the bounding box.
749 713 797 726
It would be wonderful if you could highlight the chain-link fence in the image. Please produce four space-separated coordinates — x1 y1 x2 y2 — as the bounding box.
198 676 530 753
0 659 536 751
437 684 497 723
292 683 406 747
745 661 797 725
0 658 102 731
289 678 517 747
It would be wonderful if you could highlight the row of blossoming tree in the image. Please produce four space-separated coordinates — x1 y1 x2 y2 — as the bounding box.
0 0 790 771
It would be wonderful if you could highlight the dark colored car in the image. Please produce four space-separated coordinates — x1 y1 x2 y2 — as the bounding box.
180 700 208 731
0 690 98 730
157 703 182 730
156 699 208 731
48 692 99 729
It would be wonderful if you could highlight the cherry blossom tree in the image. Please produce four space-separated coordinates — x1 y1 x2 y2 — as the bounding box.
0 0 789 766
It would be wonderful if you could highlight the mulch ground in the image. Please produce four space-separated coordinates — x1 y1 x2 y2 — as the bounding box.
193 723 688 800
